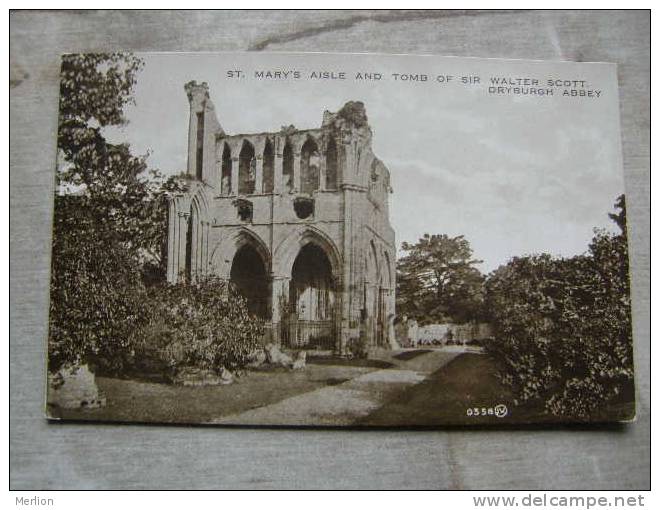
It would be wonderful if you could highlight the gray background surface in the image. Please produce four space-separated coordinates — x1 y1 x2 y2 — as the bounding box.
10 10 650 489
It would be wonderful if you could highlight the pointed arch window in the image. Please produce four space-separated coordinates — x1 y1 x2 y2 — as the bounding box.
195 112 205 180
221 143 232 196
282 139 294 192
238 140 256 195
325 136 338 190
300 137 320 195
263 139 275 193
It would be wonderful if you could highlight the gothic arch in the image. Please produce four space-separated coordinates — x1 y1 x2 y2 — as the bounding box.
189 183 211 219
230 240 270 319
366 239 380 282
300 136 320 195
282 137 294 192
325 134 339 190
292 132 319 155
220 142 232 195
182 185 211 280
238 139 256 195
273 227 341 279
263 137 275 193
381 250 393 290
211 227 271 280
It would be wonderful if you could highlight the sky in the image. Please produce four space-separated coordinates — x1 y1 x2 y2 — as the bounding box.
104 52 625 273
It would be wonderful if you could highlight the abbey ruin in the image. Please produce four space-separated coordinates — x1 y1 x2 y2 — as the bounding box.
166 81 396 355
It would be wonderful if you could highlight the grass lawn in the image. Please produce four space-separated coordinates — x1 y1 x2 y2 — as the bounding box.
360 353 635 427
55 363 377 425
52 350 635 427
392 350 432 361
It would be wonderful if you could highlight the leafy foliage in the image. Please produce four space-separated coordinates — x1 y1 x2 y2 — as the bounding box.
134 278 264 373
49 53 186 372
337 101 369 128
49 54 266 378
48 195 150 373
484 195 633 419
396 234 485 323
346 335 370 359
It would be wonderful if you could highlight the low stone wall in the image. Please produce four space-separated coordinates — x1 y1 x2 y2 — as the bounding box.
397 322 493 346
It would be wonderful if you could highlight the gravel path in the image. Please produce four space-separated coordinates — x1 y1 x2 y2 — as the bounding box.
214 350 459 426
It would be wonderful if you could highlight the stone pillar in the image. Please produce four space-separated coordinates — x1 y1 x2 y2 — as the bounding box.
273 153 283 193
184 81 210 178
215 159 223 193
204 222 211 275
199 221 206 277
293 152 302 192
231 156 239 195
340 136 357 355
177 211 190 282
270 275 290 346
319 156 326 191
166 200 175 282
190 213 198 280
198 220 208 278
186 107 200 179
331 273 344 354
255 155 264 194
364 280 374 348
341 201 353 355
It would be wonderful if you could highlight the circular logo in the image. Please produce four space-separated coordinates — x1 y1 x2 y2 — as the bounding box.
494 404 508 418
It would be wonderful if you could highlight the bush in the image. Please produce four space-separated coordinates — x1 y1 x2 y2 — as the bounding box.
133 277 264 374
483 223 633 419
50 199 264 377
48 195 150 374
347 335 369 359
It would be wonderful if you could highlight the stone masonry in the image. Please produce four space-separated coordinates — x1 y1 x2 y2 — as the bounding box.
166 81 396 355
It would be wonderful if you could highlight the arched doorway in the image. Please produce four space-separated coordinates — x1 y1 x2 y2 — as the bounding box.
230 244 269 319
287 243 335 349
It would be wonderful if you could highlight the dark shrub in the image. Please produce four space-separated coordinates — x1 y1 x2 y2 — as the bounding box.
484 220 633 419
347 336 369 359
48 195 150 375
134 276 265 373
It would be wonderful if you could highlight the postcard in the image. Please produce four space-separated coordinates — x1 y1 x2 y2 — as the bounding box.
46 52 634 426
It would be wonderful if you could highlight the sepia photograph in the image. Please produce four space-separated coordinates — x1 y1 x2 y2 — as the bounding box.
45 51 634 427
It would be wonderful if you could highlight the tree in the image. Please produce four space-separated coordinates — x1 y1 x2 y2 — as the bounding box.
57 53 143 189
608 194 627 234
50 54 265 380
396 234 485 323
483 195 633 419
49 53 154 373
57 53 182 275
